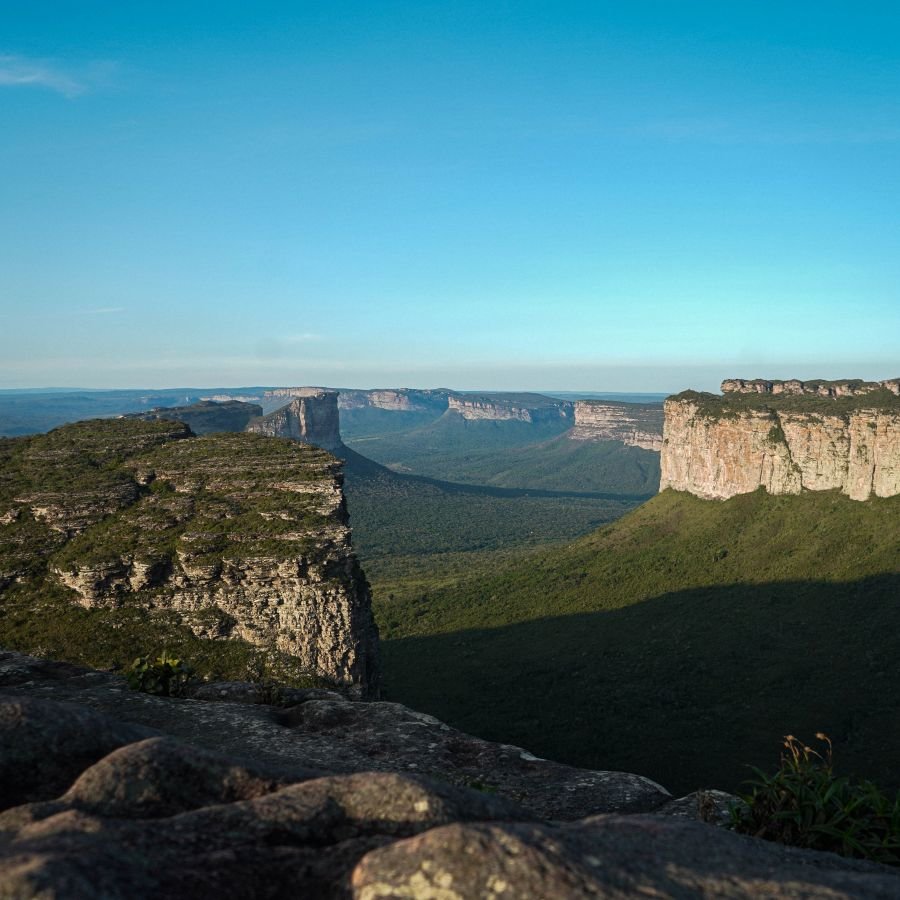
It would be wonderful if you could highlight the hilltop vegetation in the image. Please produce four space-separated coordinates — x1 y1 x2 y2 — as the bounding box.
375 488 900 795
0 420 354 686
675 387 900 417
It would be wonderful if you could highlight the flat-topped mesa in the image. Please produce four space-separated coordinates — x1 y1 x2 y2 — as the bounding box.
338 388 451 413
660 381 900 501
0 419 379 694
571 401 664 451
448 393 574 424
722 377 900 398
264 386 332 400
246 391 343 452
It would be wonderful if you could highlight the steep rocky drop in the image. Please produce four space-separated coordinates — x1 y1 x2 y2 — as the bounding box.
660 381 900 500
2 650 898 899
0 418 378 694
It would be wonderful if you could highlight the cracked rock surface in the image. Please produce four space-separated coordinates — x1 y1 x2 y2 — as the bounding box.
2 650 899 898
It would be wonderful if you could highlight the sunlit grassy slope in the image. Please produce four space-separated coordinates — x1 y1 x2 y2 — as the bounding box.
376 488 900 795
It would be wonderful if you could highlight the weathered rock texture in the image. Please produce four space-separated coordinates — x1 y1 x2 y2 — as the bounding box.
246 391 344 451
0 419 378 693
2 650 899 899
448 393 574 424
126 399 263 434
571 400 664 450
661 389 900 501
723 377 900 397
338 388 451 414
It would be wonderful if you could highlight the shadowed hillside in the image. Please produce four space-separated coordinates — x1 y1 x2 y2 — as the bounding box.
375 489 900 794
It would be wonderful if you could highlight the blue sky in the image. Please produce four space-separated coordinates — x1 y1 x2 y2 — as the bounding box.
1 1 897 391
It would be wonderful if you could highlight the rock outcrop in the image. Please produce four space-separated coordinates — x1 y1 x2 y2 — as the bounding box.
722 377 900 397
246 391 344 452
0 419 379 694
660 386 900 501
447 393 574 424
338 388 451 414
570 400 664 450
126 400 263 434
3 649 899 899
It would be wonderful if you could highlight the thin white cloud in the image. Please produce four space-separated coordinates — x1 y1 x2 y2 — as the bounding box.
80 306 126 315
0 54 113 98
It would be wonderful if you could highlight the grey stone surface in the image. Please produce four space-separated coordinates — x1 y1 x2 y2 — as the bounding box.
3 650 900 898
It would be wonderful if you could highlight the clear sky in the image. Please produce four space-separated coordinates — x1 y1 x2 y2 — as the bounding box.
1 1 897 392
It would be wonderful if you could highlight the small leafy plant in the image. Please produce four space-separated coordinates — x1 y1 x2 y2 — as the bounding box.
126 652 194 697
731 733 900 865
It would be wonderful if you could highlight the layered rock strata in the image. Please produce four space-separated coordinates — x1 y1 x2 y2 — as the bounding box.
338 388 450 414
2 650 899 899
448 393 574 424
722 377 900 397
246 391 343 452
0 420 378 693
661 391 900 501
570 400 664 450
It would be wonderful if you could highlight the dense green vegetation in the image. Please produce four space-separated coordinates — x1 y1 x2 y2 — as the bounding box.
677 387 900 417
346 415 659 495
375 489 900 795
346 411 572 469
340 406 447 439
732 734 900 865
0 421 343 686
342 448 643 606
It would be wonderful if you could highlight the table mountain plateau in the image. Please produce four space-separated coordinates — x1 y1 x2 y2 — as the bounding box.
0 418 378 694
246 390 344 452
661 378 900 500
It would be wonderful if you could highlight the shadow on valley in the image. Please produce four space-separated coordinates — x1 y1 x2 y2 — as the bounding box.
342 447 654 503
381 574 900 797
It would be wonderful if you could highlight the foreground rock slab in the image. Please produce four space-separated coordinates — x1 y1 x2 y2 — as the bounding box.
2 650 899 898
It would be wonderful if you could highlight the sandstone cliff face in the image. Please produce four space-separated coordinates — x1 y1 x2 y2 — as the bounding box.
722 377 900 398
570 401 664 451
660 396 900 501
0 420 379 694
246 392 343 452
447 393 574 424
338 388 450 414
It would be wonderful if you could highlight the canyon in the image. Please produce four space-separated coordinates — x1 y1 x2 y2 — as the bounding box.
660 379 900 500
447 392 574 424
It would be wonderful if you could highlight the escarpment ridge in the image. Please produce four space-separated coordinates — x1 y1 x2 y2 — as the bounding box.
447 392 574 424
571 400 663 450
0 418 378 693
661 379 900 500
246 390 344 452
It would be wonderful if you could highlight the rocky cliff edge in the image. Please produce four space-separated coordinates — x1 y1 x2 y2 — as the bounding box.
2 649 899 898
660 384 900 500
